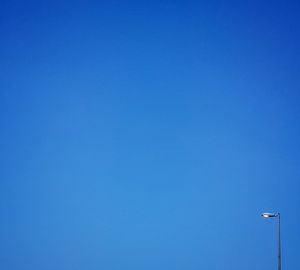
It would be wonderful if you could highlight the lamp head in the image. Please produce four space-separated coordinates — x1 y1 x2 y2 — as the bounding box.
261 212 279 218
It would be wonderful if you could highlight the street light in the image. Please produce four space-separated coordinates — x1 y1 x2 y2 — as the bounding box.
261 212 281 270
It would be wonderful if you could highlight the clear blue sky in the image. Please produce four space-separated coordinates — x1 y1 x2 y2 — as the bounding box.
1 1 300 270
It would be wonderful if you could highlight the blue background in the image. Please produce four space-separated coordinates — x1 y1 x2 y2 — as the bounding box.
1 1 300 270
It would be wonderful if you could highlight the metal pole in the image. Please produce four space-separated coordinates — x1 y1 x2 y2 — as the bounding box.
278 213 281 270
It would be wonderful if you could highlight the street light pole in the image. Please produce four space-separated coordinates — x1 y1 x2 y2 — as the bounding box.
278 213 281 270
261 212 282 270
